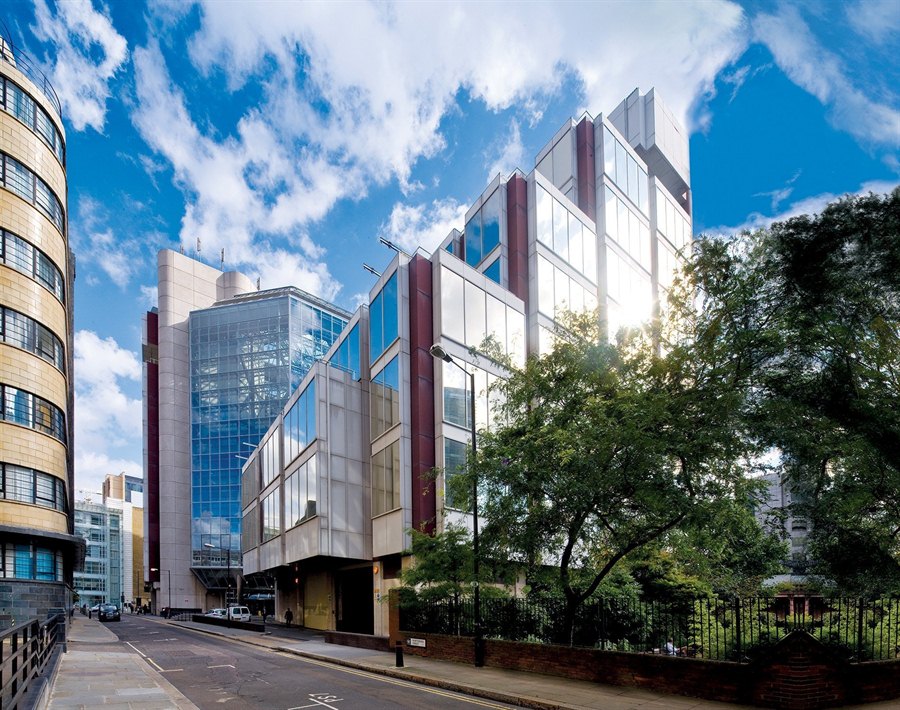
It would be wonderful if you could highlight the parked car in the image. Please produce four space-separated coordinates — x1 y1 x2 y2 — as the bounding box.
227 606 251 622
205 608 227 618
98 604 121 622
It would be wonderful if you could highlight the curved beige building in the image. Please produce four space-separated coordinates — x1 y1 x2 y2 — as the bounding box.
0 34 79 625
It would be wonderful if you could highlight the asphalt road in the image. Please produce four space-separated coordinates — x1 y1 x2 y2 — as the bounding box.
105 615 514 709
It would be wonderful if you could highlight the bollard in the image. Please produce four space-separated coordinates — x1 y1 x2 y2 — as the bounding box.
395 640 404 667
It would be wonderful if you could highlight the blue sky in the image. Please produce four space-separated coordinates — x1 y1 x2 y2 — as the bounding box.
5 0 898 494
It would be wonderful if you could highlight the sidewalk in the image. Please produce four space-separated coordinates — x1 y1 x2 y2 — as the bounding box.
47 615 897 709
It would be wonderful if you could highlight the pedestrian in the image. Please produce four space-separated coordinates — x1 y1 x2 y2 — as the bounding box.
285 608 293 627
664 638 677 656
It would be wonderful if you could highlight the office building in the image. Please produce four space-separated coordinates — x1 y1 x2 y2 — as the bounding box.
0 33 79 625
143 251 350 611
240 88 693 635
73 493 123 609
102 473 144 607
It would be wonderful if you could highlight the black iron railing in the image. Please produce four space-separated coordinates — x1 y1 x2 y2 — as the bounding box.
0 614 66 709
400 596 900 663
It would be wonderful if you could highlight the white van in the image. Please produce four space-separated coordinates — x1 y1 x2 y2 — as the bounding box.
227 606 251 622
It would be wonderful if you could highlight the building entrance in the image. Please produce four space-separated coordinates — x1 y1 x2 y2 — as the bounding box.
334 567 373 634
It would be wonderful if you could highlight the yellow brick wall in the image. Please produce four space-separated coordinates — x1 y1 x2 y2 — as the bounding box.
0 422 68 478
0 344 68 412
0 499 68 534
0 267 67 342
0 190 67 273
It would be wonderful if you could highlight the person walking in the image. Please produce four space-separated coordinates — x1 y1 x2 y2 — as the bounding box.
284 608 293 627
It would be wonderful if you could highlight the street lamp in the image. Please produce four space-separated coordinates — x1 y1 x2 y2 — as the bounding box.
429 343 484 668
150 567 171 616
204 542 231 609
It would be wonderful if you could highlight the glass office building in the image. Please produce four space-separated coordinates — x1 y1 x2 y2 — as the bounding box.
73 501 123 609
189 288 348 589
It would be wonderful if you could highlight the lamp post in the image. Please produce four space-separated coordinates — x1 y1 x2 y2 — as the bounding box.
429 343 484 668
150 567 171 616
204 542 231 609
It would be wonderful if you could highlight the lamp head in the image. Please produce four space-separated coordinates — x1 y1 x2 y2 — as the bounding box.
429 344 453 363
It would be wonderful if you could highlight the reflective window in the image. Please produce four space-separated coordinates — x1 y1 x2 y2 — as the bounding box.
439 266 525 366
443 438 467 509
369 272 399 364
0 463 66 511
464 188 501 268
441 360 505 432
606 248 652 330
371 440 400 516
328 323 360 380
285 455 317 528
283 380 316 465
656 187 692 251
0 77 65 164
0 383 65 442
261 432 280 487
0 306 64 371
537 255 597 319
0 542 63 581
262 488 281 541
602 126 648 215
535 186 596 281
604 187 650 270
0 153 64 233
370 356 399 440
484 257 501 285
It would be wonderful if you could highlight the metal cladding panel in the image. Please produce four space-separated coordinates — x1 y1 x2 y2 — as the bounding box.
407 255 436 534
145 310 160 581
506 173 529 304
576 117 596 218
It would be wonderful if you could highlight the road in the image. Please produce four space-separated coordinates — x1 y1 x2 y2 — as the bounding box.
104 615 513 709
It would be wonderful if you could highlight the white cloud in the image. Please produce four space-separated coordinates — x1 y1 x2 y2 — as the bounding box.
128 1 747 298
485 119 526 183
846 0 900 45
704 179 900 236
70 197 142 288
754 170 802 212
753 6 900 148
73 330 142 494
379 199 468 255
31 0 127 132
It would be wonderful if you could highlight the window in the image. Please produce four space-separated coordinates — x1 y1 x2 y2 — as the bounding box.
283 380 316 465
602 126 648 215
369 272 399 364
0 384 66 442
484 258 501 285
0 77 65 164
370 356 400 440
443 439 467 509
0 306 65 371
0 153 64 232
261 432 280 487
328 323 360 380
464 189 501 268
262 488 281 541
535 185 597 280
372 441 400 516
285 456 317 528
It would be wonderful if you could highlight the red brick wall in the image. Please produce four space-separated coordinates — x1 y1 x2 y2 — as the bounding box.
386 593 900 708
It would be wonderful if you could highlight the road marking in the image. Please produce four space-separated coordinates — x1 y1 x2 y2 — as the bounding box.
275 654 510 708
208 664 236 669
126 642 146 657
290 693 344 709
147 658 165 672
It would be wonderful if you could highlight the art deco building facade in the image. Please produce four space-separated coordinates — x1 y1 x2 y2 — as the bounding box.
0 35 79 624
240 88 693 635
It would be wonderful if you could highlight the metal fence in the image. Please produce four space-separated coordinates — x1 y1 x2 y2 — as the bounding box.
399 596 900 663
0 614 66 709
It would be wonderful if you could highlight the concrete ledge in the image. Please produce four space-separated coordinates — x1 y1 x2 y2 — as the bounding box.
322 630 390 652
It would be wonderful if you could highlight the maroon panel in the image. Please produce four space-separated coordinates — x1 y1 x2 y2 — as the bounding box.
505 174 529 304
145 310 160 582
576 117 596 218
407 256 436 534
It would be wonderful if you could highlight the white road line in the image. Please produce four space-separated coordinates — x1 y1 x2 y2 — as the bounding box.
207 664 236 669
125 641 146 657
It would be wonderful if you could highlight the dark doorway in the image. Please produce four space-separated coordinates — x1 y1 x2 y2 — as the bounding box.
335 567 373 634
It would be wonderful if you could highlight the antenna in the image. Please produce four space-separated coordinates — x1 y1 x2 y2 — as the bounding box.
196 238 201 255
256 277 261 291
220 248 225 269
378 236 407 255
363 263 381 277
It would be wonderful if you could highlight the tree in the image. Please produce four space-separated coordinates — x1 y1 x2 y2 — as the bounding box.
683 189 900 594
466 310 759 644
